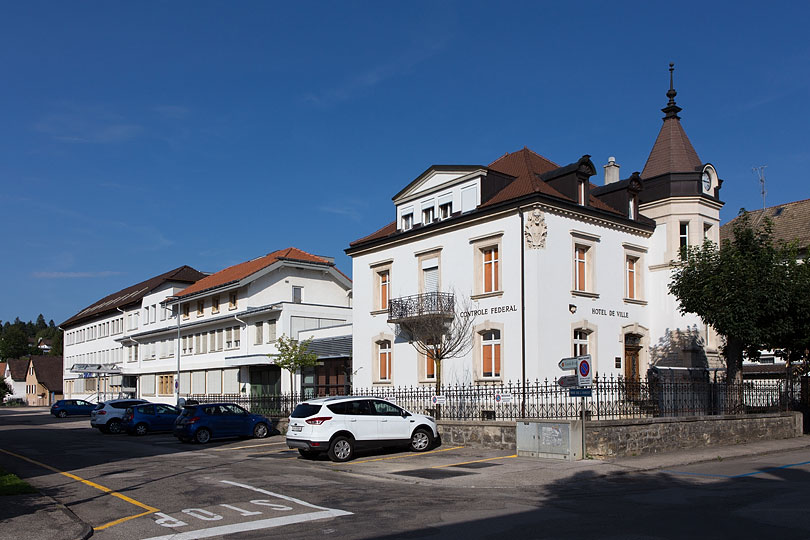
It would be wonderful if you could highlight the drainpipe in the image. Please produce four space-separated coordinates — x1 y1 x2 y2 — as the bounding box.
519 207 527 418
234 313 248 396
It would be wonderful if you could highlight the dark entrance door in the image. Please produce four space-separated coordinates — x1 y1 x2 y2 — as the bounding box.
624 334 642 400
249 366 281 396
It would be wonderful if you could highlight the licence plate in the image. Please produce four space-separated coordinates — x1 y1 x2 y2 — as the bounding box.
290 425 302 432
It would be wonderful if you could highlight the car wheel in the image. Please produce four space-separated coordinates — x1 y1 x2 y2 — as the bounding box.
298 449 319 459
107 420 123 434
253 423 269 439
135 423 148 436
57 410 68 418
328 435 354 462
410 428 433 452
195 428 211 444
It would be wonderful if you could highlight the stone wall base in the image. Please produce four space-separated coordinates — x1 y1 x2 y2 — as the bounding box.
437 412 803 458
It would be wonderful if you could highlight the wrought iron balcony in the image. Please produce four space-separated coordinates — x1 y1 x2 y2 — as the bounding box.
388 292 455 324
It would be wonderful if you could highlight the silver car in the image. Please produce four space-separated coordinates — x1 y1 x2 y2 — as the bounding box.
90 399 149 434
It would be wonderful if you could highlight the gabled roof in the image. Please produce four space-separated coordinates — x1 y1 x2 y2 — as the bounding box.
7 358 29 382
174 247 346 299
61 265 206 328
720 199 810 251
31 356 63 393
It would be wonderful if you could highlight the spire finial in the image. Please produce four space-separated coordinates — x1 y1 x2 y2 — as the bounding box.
662 62 682 120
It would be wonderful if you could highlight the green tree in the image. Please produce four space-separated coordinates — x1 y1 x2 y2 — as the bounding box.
669 211 800 384
0 326 30 360
271 335 319 393
0 379 11 402
35 314 47 332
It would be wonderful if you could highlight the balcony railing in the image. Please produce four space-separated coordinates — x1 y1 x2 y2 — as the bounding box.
388 292 455 323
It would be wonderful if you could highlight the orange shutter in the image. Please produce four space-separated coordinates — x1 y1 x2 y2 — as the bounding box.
483 344 492 377
627 258 635 299
493 247 499 291
426 352 435 378
379 352 387 379
494 343 501 376
576 248 586 290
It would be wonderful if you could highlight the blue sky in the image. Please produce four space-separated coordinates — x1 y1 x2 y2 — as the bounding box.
2 1 808 325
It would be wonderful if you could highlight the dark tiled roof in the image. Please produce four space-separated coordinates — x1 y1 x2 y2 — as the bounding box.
61 266 207 328
7 357 30 382
720 199 810 250
175 248 340 299
32 356 63 393
482 147 563 205
348 221 397 247
641 116 702 179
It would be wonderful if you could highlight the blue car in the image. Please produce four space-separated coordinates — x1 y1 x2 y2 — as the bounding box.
173 402 273 444
123 403 181 435
51 399 96 418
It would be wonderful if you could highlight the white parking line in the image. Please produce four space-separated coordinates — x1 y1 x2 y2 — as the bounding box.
140 480 352 540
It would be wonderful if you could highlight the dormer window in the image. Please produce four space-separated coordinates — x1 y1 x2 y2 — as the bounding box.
439 201 452 219
577 181 586 205
402 212 413 231
422 206 434 224
628 194 637 219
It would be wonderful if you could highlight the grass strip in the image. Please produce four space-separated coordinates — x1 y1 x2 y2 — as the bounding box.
0 466 37 496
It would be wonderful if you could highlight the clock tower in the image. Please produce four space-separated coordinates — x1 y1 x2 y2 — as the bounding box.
638 64 725 370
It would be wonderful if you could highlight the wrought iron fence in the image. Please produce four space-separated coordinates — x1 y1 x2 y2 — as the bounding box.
187 375 797 421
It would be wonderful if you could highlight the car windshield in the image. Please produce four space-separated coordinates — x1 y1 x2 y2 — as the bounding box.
291 403 322 418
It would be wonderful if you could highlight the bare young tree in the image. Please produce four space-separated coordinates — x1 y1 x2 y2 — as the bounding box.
391 292 476 398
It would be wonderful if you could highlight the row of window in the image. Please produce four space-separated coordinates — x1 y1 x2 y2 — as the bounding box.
142 304 173 326
373 239 644 311
373 326 607 384
26 384 40 395
182 292 238 320
66 317 125 346
138 368 240 396
400 190 471 231
65 348 123 367
679 221 713 250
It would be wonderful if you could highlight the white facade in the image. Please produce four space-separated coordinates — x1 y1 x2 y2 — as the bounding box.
150 257 352 404
349 152 723 389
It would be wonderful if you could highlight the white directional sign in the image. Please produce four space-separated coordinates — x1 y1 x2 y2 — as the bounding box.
557 375 579 388
494 393 513 404
577 355 592 387
558 357 579 371
431 395 447 405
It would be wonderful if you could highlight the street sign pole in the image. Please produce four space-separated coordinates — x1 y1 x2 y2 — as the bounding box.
581 395 586 459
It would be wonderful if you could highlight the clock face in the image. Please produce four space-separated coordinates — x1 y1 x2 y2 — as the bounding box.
702 172 711 192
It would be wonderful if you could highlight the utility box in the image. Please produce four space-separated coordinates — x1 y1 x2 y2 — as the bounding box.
516 419 583 460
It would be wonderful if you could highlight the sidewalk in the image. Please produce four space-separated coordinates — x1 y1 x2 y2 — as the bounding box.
0 492 91 540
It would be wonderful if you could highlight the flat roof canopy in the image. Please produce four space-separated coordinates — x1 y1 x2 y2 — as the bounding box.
70 364 123 375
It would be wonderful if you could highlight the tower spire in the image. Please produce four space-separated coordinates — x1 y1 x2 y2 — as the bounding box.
662 62 682 119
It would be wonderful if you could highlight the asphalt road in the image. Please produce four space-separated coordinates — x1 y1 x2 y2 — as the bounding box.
2 408 810 539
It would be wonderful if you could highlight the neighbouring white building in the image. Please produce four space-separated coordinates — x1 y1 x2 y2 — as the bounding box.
346 74 724 389
155 247 352 403
62 248 353 404
61 266 208 402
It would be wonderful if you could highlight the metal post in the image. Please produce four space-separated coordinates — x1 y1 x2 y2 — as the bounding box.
176 303 181 406
581 395 586 459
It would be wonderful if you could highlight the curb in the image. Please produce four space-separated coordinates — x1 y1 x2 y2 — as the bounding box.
45 494 93 540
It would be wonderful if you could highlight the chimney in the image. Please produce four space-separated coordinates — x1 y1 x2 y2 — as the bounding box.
604 157 620 185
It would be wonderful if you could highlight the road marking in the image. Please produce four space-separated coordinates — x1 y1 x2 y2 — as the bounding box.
213 441 287 451
335 446 464 465
432 454 517 469
0 447 159 531
141 480 353 540
664 459 810 480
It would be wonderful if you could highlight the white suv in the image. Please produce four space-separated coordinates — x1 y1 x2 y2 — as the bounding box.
90 399 149 434
286 396 440 462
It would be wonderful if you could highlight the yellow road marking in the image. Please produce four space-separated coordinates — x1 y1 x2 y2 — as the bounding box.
334 446 464 465
0 448 159 531
213 441 287 451
431 454 517 469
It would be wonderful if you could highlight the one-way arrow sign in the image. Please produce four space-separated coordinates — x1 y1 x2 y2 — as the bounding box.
557 375 579 388
558 357 579 370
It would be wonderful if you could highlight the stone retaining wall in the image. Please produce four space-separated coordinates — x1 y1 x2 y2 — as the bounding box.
437 412 803 458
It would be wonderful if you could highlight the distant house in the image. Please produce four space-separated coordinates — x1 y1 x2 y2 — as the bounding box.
24 356 64 406
37 338 53 353
720 198 810 257
5 358 29 400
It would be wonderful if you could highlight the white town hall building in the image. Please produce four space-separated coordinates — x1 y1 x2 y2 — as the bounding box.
347 73 724 389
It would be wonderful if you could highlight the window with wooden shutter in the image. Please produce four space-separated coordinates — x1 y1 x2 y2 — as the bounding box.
378 340 391 381
483 246 499 293
482 330 501 378
574 246 587 291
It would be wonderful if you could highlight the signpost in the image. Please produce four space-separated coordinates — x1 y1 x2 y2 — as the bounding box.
559 354 592 460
